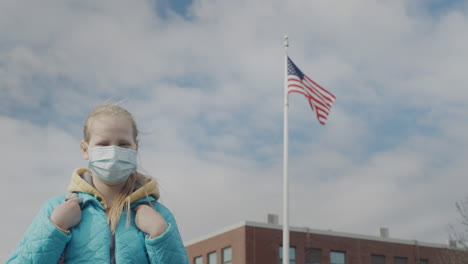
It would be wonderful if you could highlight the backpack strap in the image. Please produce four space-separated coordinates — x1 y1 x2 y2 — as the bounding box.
57 192 81 264
65 192 80 201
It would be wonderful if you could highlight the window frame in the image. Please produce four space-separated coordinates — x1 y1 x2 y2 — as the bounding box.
305 248 322 264
330 250 346 264
194 256 203 264
371 254 386 264
222 247 232 264
208 251 217 264
279 246 297 264
394 256 408 264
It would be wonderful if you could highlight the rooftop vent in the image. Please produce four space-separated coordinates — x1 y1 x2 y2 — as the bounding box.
267 214 279 225
449 240 457 248
380 227 389 238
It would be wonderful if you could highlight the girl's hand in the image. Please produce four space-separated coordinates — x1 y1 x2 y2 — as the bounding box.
50 197 82 231
134 204 168 238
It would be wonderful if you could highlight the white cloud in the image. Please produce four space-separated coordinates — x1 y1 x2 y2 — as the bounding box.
0 116 83 261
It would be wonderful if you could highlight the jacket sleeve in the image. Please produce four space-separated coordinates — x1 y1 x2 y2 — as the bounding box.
146 203 189 264
7 196 71 264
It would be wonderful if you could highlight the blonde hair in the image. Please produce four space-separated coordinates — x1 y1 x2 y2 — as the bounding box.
83 104 138 143
83 104 149 233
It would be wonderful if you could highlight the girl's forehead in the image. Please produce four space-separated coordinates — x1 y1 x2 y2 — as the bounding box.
92 114 130 124
88 115 134 134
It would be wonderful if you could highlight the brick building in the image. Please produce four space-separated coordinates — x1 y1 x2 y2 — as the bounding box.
185 219 466 264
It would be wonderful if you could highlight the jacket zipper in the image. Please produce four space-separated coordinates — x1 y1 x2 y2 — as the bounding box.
109 223 116 264
107 201 152 263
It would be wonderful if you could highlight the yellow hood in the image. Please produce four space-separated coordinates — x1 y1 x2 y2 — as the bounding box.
67 168 160 209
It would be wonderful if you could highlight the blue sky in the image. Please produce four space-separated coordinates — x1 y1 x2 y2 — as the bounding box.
154 0 193 19
1 0 468 261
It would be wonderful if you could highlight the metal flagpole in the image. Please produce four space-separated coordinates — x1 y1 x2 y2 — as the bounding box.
282 35 290 264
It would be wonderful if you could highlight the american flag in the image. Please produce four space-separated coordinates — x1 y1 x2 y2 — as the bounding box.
287 57 336 125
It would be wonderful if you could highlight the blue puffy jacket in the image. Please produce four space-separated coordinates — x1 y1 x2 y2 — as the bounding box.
7 168 189 264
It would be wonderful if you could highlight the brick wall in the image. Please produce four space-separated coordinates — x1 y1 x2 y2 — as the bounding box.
185 222 467 264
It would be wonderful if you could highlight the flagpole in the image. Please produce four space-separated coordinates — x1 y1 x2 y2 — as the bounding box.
282 35 289 264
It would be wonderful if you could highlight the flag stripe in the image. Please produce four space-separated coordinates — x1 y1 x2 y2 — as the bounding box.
289 88 330 115
288 77 333 109
289 89 331 114
288 79 332 109
304 75 336 101
302 78 334 107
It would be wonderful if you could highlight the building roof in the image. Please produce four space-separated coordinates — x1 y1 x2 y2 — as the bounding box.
184 220 449 249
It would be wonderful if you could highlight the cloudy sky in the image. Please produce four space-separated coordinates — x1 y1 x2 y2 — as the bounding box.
1 0 468 261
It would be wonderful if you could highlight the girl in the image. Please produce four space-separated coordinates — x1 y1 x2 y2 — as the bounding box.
7 104 189 263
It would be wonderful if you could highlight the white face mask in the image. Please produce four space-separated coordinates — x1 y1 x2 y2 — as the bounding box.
87 145 137 185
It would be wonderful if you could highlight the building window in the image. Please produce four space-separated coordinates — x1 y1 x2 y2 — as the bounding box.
208 251 217 264
330 251 345 264
418 260 428 264
194 256 203 264
305 248 321 264
371 255 385 264
279 246 296 264
222 247 232 264
394 257 408 264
